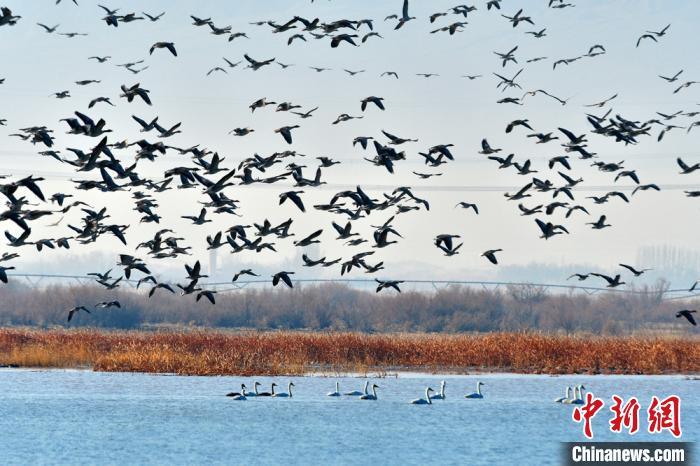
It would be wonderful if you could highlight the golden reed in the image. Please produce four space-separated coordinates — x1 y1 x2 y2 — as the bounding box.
0 328 698 376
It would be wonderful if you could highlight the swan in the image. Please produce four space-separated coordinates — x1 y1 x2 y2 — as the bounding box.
230 387 247 401
273 382 294 398
246 381 261 397
327 381 341 397
464 381 485 399
360 384 379 400
429 380 446 400
554 386 572 403
225 383 246 397
256 383 274 397
569 385 586 405
411 387 434 405
344 380 369 396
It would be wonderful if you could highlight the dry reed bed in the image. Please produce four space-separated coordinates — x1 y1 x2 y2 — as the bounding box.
0 328 698 375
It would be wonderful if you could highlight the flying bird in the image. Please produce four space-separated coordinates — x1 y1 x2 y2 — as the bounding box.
619 264 651 277
37 23 60 33
375 279 404 293
143 12 165 22
150 42 177 56
590 273 625 288
394 0 416 30
675 310 696 326
272 271 295 288
275 125 300 144
67 306 90 322
456 202 478 214
482 249 503 265
677 158 700 174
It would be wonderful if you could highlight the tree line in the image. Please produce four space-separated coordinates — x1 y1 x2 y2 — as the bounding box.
0 280 694 335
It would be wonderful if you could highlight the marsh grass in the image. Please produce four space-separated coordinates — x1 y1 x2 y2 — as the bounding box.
0 328 697 376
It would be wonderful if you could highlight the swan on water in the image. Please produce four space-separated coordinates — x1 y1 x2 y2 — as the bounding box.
554 386 572 403
344 380 369 396
327 381 341 397
256 383 274 397
360 384 379 400
464 381 485 399
411 387 434 405
273 382 295 398
245 381 261 397
567 385 586 405
429 380 446 400
226 383 246 397
230 387 247 401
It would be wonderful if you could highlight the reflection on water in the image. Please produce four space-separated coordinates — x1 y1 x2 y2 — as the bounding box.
0 370 696 465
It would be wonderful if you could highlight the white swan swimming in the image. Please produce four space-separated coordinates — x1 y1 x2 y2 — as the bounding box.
464 381 485 399
273 382 295 398
411 387 434 405
554 386 572 403
429 380 446 400
344 380 369 396
563 385 579 404
225 383 246 397
567 385 586 405
327 381 341 397
230 387 247 401
360 384 379 400
246 381 262 397
256 383 274 397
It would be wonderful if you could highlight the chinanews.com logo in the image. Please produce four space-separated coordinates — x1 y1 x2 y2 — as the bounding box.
564 443 691 465
563 392 692 465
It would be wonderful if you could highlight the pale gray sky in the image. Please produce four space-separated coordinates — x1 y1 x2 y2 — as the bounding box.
0 0 699 286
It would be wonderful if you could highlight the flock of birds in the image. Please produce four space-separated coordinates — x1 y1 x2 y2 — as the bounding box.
223 379 590 406
0 1 698 327
223 379 487 403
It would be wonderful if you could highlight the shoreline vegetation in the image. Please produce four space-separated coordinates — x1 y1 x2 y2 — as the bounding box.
0 329 698 376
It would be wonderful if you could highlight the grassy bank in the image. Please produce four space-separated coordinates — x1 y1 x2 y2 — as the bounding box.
0 328 698 376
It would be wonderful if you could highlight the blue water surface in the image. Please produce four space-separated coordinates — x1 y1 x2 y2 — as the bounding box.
0 370 696 465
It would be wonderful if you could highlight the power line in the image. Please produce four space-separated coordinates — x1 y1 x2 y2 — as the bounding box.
5 272 698 300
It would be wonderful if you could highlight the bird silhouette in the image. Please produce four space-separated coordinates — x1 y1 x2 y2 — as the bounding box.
590 273 625 288
67 306 90 322
272 271 295 288
482 249 503 265
375 279 403 293
619 264 651 277
676 310 697 326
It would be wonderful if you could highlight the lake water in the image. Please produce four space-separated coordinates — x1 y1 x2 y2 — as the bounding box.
0 369 696 465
